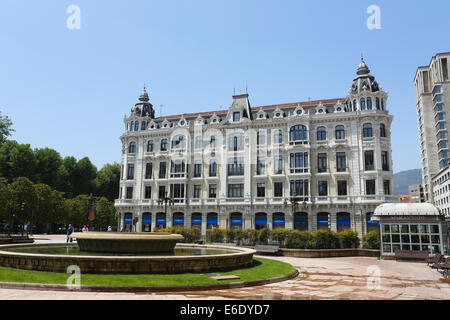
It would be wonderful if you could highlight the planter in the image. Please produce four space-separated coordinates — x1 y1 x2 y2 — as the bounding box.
279 248 380 258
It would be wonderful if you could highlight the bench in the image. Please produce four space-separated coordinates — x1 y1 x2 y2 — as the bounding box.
10 235 34 244
255 245 280 254
394 249 429 261
435 258 450 277
426 253 443 268
212 243 237 247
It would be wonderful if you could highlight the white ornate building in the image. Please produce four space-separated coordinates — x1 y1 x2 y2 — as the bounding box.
115 59 396 236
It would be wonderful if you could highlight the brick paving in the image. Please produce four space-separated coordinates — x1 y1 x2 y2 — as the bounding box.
0 235 448 300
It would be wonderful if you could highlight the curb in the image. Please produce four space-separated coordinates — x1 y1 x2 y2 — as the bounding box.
0 270 299 293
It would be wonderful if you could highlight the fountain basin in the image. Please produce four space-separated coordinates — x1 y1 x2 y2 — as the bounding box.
70 232 184 254
0 243 255 274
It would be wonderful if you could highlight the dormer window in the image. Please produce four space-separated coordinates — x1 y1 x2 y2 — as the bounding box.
180 121 185 126
318 109 324 114
233 112 240 122
297 110 303 115
276 112 281 117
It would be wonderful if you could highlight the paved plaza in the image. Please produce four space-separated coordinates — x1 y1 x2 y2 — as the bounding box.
0 235 448 300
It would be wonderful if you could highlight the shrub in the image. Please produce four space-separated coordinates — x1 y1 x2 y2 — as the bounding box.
235 229 246 245
226 229 236 242
362 231 380 249
206 228 225 243
338 230 360 248
244 229 258 245
257 228 271 244
285 230 311 249
310 230 340 249
271 229 291 246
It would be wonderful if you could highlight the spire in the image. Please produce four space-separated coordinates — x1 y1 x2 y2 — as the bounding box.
139 85 150 102
357 57 370 76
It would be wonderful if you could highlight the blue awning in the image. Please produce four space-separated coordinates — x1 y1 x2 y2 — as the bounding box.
142 218 152 224
255 219 267 225
318 219 329 225
192 218 202 224
367 221 379 226
124 218 132 223
273 219 285 226
337 219 351 226
156 218 166 224
207 218 218 225
173 218 184 224
231 219 242 225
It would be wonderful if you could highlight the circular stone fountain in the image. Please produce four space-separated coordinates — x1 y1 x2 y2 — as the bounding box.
72 232 184 254
0 232 255 274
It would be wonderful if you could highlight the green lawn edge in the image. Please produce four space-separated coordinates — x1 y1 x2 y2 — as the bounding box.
0 257 296 287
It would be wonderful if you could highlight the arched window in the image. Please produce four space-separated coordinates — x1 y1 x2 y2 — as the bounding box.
337 212 351 233
367 97 372 110
147 140 154 152
360 98 366 110
294 212 308 231
363 123 373 138
290 125 308 141
316 127 327 141
171 135 186 149
380 124 387 137
376 98 380 110
230 212 243 230
272 213 285 230
160 139 168 151
134 121 139 131
128 142 136 154
255 213 268 230
335 125 345 140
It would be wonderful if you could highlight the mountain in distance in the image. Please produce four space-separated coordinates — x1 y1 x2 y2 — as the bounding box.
394 169 422 195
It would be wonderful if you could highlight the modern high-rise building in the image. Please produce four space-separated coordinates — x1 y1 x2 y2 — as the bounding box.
115 59 396 236
414 52 450 202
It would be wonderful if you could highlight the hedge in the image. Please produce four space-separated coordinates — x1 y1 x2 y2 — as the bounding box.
157 227 364 249
362 231 381 249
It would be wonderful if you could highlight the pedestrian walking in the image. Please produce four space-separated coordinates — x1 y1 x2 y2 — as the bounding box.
66 224 74 243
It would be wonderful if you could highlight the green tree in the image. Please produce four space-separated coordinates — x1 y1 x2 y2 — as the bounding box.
8 177 38 227
0 112 14 146
94 197 117 229
74 157 97 195
9 144 36 181
0 140 19 181
95 163 120 201
0 177 10 224
34 183 56 226
34 148 62 188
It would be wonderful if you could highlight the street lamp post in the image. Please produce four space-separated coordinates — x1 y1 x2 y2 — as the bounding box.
86 194 97 231
157 191 174 228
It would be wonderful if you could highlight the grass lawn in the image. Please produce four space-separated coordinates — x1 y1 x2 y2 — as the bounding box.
0 258 295 287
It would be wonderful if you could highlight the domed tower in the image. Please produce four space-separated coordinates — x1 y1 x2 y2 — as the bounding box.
347 58 388 112
131 86 155 119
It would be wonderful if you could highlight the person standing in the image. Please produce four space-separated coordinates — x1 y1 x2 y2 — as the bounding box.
107 226 112 232
66 224 74 243
82 225 88 232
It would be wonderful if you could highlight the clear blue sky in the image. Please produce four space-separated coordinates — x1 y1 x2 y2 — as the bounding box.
0 0 448 173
